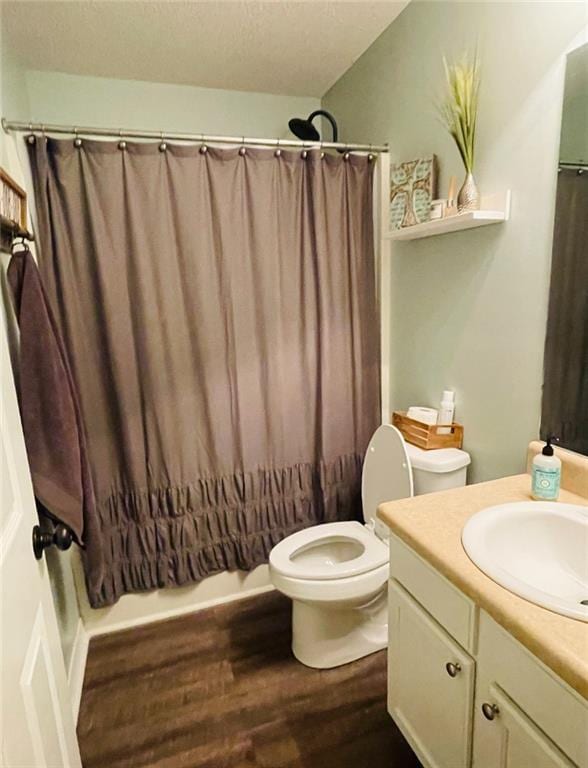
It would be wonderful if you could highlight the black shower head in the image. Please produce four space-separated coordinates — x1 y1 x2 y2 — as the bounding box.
288 110 339 144
288 117 320 142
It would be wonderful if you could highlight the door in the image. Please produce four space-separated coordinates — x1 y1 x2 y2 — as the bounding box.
0 299 82 767
473 684 575 768
388 579 475 768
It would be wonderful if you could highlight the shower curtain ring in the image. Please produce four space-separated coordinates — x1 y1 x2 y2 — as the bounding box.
239 137 246 156
320 141 325 160
275 138 281 158
27 122 35 144
159 131 167 152
118 129 127 151
73 128 82 148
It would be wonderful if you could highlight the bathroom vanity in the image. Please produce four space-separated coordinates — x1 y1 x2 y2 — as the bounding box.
378 470 588 768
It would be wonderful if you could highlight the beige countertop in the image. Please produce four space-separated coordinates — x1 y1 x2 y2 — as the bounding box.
377 474 588 699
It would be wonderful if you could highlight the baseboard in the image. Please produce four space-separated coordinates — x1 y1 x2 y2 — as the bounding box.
67 618 89 723
85 583 276 638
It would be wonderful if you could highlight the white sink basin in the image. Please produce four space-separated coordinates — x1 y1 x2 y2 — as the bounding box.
462 501 588 622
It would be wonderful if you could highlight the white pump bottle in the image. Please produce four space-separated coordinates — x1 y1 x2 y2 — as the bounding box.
437 390 455 435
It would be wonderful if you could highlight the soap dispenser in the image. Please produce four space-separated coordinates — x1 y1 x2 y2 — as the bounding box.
531 437 561 501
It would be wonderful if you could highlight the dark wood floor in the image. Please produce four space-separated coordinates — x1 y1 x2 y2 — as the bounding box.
78 591 421 768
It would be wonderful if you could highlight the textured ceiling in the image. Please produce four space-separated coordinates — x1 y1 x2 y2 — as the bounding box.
2 1 409 97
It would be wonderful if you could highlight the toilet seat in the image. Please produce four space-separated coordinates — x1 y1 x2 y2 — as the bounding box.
269 521 388 581
362 424 413 539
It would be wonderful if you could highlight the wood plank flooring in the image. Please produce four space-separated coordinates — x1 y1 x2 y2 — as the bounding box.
78 591 421 768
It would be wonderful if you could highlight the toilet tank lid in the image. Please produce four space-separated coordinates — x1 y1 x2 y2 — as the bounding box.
405 443 471 473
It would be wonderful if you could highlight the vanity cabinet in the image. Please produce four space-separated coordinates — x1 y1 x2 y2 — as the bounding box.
388 581 475 768
473 684 575 768
387 533 587 768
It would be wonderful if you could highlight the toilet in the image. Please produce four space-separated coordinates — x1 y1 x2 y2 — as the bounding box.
269 424 471 669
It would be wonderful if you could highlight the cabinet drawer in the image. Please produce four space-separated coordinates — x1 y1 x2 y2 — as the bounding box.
476 612 588 767
389 533 477 651
388 580 476 768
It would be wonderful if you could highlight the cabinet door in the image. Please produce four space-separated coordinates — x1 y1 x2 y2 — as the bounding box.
388 580 475 768
473 685 575 768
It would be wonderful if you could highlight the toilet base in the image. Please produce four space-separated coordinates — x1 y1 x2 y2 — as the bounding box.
291 588 388 669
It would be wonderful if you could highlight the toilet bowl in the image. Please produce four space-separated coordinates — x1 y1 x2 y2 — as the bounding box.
269 424 472 669
269 424 413 669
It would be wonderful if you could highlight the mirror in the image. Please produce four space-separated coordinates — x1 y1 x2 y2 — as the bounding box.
540 42 588 455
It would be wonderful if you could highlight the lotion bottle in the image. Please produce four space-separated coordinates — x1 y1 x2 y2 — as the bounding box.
437 390 455 435
531 437 561 501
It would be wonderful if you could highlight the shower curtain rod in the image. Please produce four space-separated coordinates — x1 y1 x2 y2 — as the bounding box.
1 119 389 154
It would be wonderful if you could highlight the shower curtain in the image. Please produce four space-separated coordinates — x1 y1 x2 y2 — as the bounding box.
28 139 380 607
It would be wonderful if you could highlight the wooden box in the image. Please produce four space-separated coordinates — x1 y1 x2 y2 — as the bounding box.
392 410 464 450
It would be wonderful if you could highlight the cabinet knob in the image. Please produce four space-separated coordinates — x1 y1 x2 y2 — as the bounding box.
481 702 500 721
445 662 461 678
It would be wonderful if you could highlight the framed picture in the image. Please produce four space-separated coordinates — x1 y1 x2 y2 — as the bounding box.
389 156 437 230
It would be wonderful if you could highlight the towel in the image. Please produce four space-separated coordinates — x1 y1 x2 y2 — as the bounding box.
8 247 103 593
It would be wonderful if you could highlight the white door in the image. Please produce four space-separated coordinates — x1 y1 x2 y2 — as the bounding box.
0 300 82 767
388 579 476 768
473 685 575 768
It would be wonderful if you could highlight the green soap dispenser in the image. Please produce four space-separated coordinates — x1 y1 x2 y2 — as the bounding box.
531 437 561 501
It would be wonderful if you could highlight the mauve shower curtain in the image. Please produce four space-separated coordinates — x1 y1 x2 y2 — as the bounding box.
28 139 380 607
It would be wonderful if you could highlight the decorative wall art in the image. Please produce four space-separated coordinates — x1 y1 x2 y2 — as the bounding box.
389 156 437 229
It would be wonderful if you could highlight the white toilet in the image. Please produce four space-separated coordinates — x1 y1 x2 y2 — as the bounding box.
269 424 470 669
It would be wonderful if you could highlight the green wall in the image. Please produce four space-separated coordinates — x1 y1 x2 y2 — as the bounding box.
324 2 586 482
16 70 319 138
0 34 30 164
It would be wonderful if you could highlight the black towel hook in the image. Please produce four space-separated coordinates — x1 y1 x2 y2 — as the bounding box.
11 236 28 254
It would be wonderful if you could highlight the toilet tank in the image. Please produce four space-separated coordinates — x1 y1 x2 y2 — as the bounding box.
405 443 471 496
